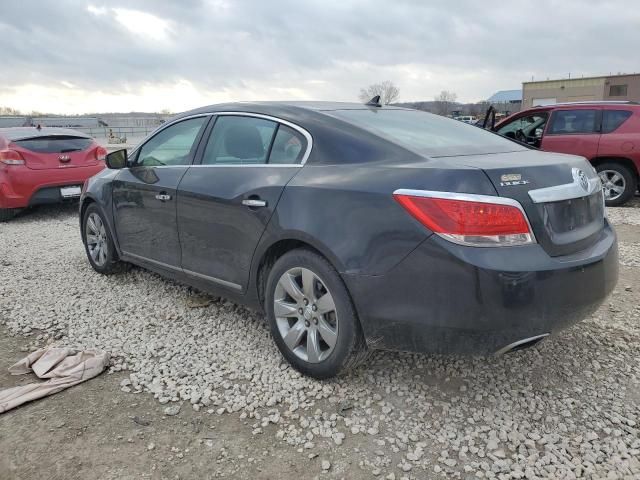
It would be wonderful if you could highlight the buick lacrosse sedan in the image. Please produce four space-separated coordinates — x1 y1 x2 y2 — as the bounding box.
79 101 618 379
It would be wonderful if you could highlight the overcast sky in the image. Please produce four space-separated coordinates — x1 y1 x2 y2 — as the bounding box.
0 0 638 114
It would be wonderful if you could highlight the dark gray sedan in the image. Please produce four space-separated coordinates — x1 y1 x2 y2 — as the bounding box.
79 102 618 379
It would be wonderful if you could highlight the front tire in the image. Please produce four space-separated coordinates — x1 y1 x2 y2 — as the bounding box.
82 203 125 275
265 249 368 379
596 162 637 207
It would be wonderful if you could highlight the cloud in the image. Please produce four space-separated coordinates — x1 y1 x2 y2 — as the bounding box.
0 0 638 113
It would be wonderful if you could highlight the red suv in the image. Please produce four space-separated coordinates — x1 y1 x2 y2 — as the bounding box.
494 101 640 206
0 127 107 221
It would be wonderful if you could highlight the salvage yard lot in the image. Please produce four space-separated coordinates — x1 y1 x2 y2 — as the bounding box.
1 201 639 479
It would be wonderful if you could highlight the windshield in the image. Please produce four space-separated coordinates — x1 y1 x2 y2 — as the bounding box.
328 109 526 157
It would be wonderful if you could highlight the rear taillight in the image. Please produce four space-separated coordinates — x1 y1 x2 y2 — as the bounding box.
95 146 108 162
0 149 25 165
393 190 535 247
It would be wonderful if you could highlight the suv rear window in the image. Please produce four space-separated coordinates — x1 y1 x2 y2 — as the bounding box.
328 109 526 156
602 110 632 133
13 136 93 153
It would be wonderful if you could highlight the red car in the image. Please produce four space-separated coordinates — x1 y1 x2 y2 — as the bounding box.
493 101 640 206
0 127 106 221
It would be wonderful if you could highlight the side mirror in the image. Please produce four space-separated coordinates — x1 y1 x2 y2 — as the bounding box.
106 149 128 169
534 128 543 138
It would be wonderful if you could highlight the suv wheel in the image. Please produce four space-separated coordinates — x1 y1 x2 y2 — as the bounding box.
265 249 369 379
596 162 637 207
82 204 125 274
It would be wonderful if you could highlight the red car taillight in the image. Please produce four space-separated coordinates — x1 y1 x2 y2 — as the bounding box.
393 190 535 247
95 146 108 162
0 149 25 165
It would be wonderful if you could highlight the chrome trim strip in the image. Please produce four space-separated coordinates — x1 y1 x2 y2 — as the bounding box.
182 267 243 291
495 333 549 355
122 251 242 291
393 189 537 246
190 164 303 169
128 111 313 167
528 167 601 204
137 164 302 169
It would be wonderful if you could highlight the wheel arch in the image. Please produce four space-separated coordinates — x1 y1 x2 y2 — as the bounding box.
252 233 347 311
79 194 122 256
591 156 639 179
79 195 95 227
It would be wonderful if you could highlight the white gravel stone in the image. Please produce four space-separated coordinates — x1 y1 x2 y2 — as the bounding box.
163 405 181 416
1 204 639 480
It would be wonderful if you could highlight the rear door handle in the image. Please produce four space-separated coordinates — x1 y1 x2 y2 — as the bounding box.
242 198 267 208
155 193 172 201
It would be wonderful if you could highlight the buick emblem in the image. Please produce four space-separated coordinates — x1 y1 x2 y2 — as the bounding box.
59 155 71 163
576 169 589 192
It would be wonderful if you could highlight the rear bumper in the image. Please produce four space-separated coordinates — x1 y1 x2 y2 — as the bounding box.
0 164 104 209
344 222 618 355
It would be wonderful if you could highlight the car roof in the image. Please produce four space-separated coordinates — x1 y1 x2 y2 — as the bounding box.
0 127 91 141
174 101 413 125
187 101 410 114
527 101 640 111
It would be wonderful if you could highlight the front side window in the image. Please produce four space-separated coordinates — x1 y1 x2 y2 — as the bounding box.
137 117 207 166
202 116 278 165
497 113 548 142
269 125 307 164
548 109 597 135
602 110 632 133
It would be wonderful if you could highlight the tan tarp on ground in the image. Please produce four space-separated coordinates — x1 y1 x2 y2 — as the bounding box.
0 347 109 414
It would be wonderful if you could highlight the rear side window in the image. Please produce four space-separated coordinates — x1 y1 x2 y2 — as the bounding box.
602 110 632 133
269 125 307 164
13 136 92 153
202 116 278 165
548 110 597 135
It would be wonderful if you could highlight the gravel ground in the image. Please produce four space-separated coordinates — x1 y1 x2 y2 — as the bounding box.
1 201 640 479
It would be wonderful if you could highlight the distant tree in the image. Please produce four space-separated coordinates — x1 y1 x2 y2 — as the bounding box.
160 108 173 115
433 90 458 116
470 101 490 117
358 80 400 105
0 106 22 115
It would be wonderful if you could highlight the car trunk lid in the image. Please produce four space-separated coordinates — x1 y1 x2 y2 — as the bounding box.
448 150 605 257
10 135 100 170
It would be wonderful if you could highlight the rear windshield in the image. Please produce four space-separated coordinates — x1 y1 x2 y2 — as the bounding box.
13 136 93 153
328 109 527 156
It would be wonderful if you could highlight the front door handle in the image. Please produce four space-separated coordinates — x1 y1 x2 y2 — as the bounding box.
155 193 172 201
242 198 267 208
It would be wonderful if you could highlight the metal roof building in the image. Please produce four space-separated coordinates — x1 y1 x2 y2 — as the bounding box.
487 90 522 103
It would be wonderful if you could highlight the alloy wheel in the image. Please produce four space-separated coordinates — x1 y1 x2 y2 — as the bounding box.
85 212 108 267
273 267 338 363
598 169 626 202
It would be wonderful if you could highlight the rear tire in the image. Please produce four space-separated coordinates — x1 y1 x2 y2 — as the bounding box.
265 249 369 379
82 203 126 275
596 162 637 207
0 208 21 222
